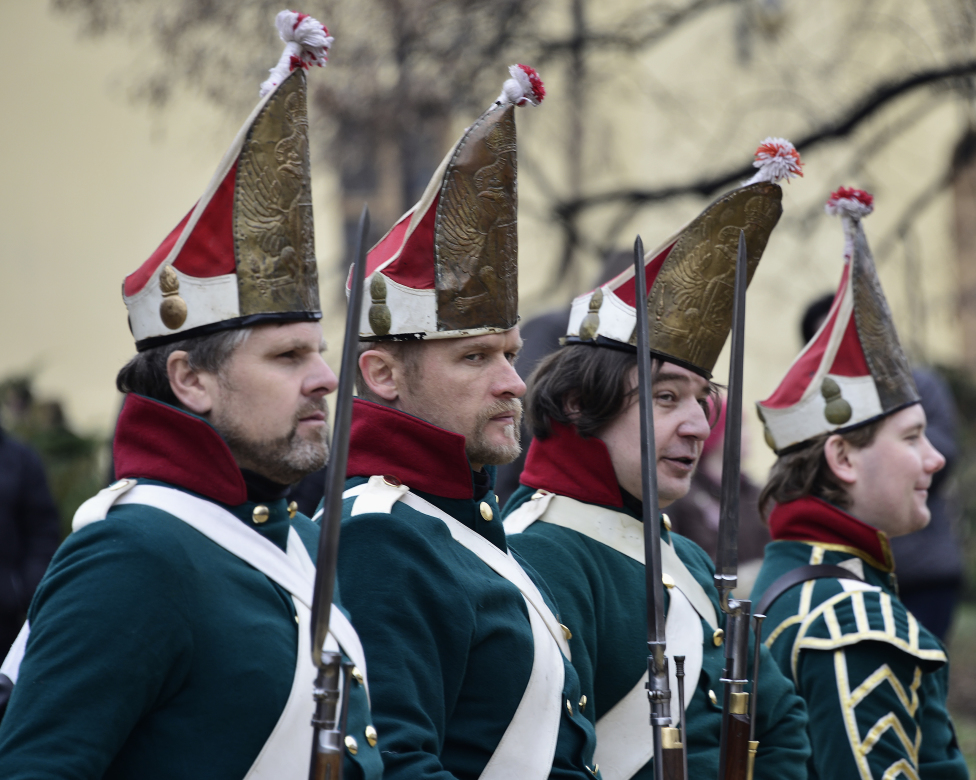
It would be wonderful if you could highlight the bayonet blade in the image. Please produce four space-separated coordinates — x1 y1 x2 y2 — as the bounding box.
714 230 747 601
310 205 370 663
634 234 665 647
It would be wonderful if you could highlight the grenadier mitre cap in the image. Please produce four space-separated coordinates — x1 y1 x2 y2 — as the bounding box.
757 188 920 453
564 138 802 378
352 65 545 341
123 11 332 351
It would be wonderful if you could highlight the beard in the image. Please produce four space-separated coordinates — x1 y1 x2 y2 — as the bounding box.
465 398 523 467
213 401 331 486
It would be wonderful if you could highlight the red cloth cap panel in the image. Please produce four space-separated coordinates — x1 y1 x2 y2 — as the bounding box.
364 195 440 290
611 241 677 308
123 163 239 298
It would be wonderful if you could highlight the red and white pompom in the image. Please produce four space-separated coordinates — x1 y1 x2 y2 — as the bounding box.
825 187 874 220
497 64 545 107
259 10 333 97
744 137 803 185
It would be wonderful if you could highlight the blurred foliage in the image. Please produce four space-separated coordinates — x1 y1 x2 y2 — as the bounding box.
0 375 106 540
935 364 976 601
947 602 976 772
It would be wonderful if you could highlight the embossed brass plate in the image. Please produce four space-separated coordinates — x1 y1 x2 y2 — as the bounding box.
634 182 783 375
850 225 919 410
434 104 518 333
235 69 321 316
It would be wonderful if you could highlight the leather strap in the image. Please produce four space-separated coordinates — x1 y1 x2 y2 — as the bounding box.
755 564 865 616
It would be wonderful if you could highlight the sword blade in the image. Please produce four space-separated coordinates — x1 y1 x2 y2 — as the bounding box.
310 204 370 662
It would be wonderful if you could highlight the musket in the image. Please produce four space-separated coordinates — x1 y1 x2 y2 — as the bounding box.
308 205 370 780
634 235 685 780
714 231 764 780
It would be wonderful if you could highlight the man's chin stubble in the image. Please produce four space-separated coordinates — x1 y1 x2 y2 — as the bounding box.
219 421 331 485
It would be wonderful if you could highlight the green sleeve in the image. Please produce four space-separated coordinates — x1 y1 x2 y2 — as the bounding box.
751 641 811 780
796 642 966 780
0 517 193 780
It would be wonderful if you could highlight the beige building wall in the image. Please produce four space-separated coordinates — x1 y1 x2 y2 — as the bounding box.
1 1 968 481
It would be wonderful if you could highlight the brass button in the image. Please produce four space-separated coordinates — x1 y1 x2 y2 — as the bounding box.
560 623 573 641
662 573 675 589
566 698 573 715
713 628 725 647
709 689 718 705
252 505 269 524
480 501 493 521
588 765 599 776
662 513 672 531
382 475 402 487
351 666 364 685
579 694 587 712
294 614 299 624
288 501 298 519
344 735 358 755
364 725 378 747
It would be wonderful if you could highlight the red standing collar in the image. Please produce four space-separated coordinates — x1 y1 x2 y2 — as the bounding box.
520 421 623 507
114 394 247 505
347 398 475 500
768 495 894 572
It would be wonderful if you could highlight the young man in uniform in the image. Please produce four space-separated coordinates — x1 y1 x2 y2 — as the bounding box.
0 13 382 780
333 66 602 780
503 140 812 780
751 188 967 779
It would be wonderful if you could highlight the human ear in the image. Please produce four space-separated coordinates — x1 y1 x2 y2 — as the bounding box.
562 393 581 421
823 433 857 486
167 351 215 415
359 349 400 403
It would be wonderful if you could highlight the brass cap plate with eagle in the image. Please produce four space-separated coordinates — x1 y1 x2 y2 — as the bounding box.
566 181 783 378
235 69 321 319
433 103 518 334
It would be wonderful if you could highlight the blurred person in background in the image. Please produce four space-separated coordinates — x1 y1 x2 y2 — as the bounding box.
801 291 963 640
0 424 59 659
666 396 770 595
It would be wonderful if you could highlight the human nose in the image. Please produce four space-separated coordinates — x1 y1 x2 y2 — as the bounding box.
681 401 712 443
495 358 527 399
922 435 946 475
305 353 339 397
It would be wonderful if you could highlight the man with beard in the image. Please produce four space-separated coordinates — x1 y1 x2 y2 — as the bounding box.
503 140 811 780
0 12 382 780
332 66 601 780
751 188 966 780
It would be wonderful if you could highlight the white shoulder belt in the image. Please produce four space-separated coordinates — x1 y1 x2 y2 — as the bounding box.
505 491 716 780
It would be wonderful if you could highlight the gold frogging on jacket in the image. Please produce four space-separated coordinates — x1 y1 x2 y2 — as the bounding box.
234 69 320 317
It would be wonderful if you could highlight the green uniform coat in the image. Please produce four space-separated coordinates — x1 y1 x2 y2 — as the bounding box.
504 422 811 780
0 395 381 780
752 496 967 780
336 399 600 780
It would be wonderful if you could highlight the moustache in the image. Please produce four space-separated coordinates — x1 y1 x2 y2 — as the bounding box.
478 399 523 427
